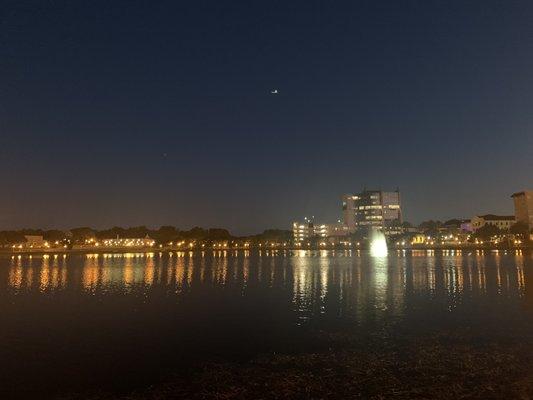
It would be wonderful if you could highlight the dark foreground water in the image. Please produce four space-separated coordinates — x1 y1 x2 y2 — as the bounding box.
1 249 533 398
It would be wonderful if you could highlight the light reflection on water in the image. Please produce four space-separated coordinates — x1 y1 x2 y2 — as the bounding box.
1 250 533 398
1 250 530 322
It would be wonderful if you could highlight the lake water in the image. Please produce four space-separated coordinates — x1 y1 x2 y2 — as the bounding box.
1 249 533 398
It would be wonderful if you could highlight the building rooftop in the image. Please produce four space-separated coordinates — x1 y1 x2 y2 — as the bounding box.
476 214 515 221
511 191 533 198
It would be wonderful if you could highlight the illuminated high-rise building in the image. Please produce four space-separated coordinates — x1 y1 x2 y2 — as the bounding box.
343 189 402 232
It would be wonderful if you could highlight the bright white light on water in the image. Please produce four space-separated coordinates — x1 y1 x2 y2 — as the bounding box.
370 230 388 257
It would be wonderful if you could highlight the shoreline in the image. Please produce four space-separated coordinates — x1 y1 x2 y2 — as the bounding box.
1 244 530 256
59 324 533 400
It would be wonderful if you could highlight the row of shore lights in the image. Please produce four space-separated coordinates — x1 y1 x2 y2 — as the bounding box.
13 237 525 250
12 241 62 249
395 235 524 246
85 238 156 247
167 242 362 248
296 242 361 247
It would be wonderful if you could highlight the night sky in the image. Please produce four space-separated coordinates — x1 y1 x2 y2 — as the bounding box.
2 1 533 234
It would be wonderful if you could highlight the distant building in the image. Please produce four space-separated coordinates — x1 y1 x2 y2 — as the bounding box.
292 221 315 243
292 221 351 243
343 189 402 233
512 191 533 230
312 223 329 238
471 215 515 232
460 221 473 232
24 235 46 249
411 234 427 245
323 222 352 237
73 236 155 250
342 195 358 230
443 219 473 233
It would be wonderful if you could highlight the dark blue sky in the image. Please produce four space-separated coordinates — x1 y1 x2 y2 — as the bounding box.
1 0 532 234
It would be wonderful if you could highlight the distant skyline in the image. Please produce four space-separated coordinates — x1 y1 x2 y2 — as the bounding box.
2 1 533 234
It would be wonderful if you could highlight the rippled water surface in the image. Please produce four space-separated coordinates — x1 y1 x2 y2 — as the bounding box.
1 250 533 398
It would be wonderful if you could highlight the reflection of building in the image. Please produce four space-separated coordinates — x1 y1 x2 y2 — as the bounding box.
471 215 515 232
343 190 402 232
512 191 533 230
